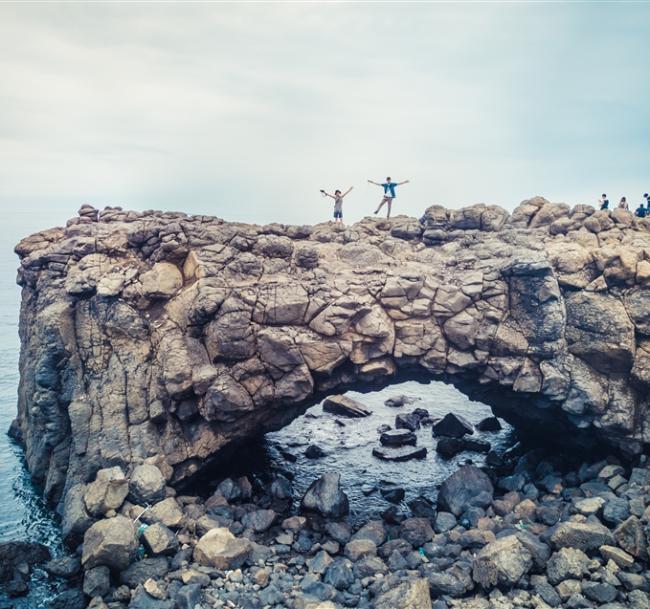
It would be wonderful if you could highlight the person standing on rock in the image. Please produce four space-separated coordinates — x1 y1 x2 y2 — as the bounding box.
599 194 609 210
618 196 629 211
320 186 353 225
368 177 409 218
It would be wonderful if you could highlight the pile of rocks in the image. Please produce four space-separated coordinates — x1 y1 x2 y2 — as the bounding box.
23 446 650 609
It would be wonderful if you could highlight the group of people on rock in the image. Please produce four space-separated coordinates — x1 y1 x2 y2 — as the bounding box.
320 177 410 224
319 181 650 226
599 193 648 218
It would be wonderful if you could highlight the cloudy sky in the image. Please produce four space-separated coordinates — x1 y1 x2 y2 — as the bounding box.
1 2 649 235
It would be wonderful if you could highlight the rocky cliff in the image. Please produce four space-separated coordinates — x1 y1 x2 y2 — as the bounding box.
11 198 650 509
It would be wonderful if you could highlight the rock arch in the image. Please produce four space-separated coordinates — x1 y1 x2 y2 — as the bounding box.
12 198 650 508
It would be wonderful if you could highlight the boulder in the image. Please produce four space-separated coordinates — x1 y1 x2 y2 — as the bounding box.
81 515 137 570
472 536 533 588
546 547 591 584
0 541 50 582
395 413 421 431
120 556 169 587
129 464 166 505
83 565 110 597
193 528 252 569
140 262 182 298
476 416 502 432
431 413 474 438
143 498 184 528
372 446 427 461
141 523 179 556
343 539 376 561
62 483 95 546
301 473 349 518
435 437 463 459
380 429 417 446
400 518 435 547
322 395 371 417
374 578 432 609
437 465 494 516
84 466 129 517
550 521 614 551
241 509 277 532
614 516 647 559
380 485 405 503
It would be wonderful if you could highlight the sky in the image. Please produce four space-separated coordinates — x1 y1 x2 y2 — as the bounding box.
1 2 650 238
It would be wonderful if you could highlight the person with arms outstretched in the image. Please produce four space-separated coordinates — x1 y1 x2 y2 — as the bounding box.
320 186 353 225
368 177 409 218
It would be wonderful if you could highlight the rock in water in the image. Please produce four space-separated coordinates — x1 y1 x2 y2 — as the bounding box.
301 473 349 518
472 536 533 587
384 395 416 408
395 412 421 431
374 578 432 609
322 395 371 417
435 437 464 459
379 429 417 446
0 541 50 582
438 465 494 516
305 444 326 459
476 416 502 431
431 412 474 438
373 446 427 461
81 515 137 570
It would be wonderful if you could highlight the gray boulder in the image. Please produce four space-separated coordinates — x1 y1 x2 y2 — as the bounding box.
62 483 95 546
374 578 432 609
301 473 349 519
81 515 137 570
472 536 533 588
84 466 129 517
550 521 615 551
547 547 591 584
141 522 179 556
0 541 50 582
438 465 494 516
129 464 166 505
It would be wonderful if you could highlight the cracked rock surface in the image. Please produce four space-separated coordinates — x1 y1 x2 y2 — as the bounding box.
11 197 650 511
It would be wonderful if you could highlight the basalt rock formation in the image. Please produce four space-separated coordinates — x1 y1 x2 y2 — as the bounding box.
11 198 650 510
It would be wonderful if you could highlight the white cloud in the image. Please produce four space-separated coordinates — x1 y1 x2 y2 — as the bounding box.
0 3 649 228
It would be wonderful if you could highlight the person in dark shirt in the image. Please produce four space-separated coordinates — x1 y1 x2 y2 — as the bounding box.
636 199 647 218
599 194 609 210
368 176 410 218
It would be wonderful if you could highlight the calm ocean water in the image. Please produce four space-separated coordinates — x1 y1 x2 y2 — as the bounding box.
0 213 66 607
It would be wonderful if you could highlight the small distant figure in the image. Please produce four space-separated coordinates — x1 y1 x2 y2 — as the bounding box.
618 196 628 211
368 177 410 218
636 196 647 218
320 186 353 225
599 194 609 210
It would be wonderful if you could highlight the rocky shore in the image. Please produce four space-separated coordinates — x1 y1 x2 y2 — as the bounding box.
5 422 650 609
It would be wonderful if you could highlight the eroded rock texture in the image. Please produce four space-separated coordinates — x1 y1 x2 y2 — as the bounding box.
12 198 650 508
